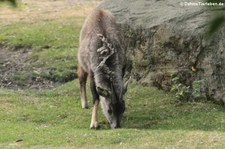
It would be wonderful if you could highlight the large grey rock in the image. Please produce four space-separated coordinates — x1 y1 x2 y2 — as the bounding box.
99 0 225 102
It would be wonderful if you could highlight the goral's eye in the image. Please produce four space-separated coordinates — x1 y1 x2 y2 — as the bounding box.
108 109 112 115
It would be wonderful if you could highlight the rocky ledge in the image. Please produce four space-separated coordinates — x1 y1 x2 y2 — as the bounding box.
100 0 225 102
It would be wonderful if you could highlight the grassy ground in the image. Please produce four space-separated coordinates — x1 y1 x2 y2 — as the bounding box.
1 83 225 148
1 0 225 148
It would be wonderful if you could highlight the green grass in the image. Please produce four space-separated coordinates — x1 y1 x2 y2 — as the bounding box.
1 83 225 148
0 18 83 49
0 1 17 8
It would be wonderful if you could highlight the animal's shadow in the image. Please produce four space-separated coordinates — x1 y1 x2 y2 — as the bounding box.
121 99 225 132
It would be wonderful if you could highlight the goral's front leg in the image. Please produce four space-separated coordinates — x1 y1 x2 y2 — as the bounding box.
90 101 99 129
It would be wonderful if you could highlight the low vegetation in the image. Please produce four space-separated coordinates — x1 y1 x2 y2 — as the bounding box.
1 1 225 148
1 82 225 148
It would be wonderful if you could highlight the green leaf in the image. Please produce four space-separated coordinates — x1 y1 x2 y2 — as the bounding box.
208 15 225 36
172 77 179 82
0 0 17 7
192 80 203 90
207 0 225 3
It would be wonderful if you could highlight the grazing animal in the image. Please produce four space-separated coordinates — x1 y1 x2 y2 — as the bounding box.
77 8 129 129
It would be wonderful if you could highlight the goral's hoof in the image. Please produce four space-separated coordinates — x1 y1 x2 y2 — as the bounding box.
82 105 89 109
81 102 89 109
90 121 99 129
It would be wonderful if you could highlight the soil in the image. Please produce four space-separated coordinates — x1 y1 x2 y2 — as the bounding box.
0 45 55 89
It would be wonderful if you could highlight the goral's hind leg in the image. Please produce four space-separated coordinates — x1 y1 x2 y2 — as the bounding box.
77 65 88 109
89 71 100 129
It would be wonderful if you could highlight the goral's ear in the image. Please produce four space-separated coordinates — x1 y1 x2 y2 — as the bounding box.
96 87 111 97
123 76 131 94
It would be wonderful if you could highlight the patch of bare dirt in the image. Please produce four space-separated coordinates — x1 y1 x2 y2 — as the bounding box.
0 45 55 89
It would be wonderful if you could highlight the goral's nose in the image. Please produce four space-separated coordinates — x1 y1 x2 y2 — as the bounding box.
111 123 121 129
115 124 121 128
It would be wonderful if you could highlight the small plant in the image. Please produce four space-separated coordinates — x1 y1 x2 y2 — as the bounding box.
192 80 203 99
171 77 190 101
171 76 203 101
